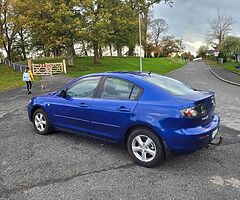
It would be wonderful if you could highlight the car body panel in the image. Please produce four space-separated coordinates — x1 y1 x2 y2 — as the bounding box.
89 98 138 140
49 96 93 132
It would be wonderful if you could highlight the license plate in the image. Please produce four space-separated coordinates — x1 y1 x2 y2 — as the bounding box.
212 129 218 139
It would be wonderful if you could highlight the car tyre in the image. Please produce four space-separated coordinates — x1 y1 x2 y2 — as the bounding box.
33 109 53 135
127 128 164 167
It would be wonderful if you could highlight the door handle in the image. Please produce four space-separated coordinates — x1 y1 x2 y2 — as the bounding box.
80 103 88 108
117 106 131 112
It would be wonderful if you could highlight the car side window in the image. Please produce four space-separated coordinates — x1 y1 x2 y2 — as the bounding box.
66 76 100 98
130 85 142 100
100 77 141 100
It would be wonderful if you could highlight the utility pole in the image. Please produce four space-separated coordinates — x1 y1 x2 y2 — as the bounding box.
139 10 143 72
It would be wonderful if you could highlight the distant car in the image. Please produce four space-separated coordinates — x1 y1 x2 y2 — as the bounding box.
28 72 220 167
193 57 202 61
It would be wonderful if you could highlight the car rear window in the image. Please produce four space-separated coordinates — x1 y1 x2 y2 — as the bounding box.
145 74 195 95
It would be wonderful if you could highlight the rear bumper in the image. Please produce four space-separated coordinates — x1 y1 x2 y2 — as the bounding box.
164 114 220 155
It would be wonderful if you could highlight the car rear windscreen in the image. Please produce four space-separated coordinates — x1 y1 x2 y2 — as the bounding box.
145 74 195 95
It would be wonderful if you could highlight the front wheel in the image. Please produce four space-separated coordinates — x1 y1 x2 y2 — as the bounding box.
127 128 164 167
33 109 53 135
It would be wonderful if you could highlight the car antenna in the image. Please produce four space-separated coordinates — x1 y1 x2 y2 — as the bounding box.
148 71 152 76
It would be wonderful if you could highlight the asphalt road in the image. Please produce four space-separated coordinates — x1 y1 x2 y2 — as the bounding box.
0 62 240 200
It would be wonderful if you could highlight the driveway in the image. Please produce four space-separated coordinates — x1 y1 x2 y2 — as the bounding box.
0 63 240 200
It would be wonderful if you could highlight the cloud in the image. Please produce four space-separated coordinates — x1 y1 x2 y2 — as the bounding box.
153 0 240 54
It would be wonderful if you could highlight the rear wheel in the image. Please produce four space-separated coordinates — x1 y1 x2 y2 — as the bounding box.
33 109 53 135
127 128 164 167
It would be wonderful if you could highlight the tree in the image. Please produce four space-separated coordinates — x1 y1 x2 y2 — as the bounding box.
222 36 240 61
206 9 234 52
160 36 181 57
126 0 173 57
181 51 194 61
18 0 82 62
196 45 208 58
80 0 112 64
107 1 138 57
148 18 168 46
0 0 20 60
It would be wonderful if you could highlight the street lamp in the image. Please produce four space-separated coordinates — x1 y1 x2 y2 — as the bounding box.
139 11 143 72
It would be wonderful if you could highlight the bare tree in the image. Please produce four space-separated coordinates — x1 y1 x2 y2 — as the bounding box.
206 9 234 52
148 18 168 46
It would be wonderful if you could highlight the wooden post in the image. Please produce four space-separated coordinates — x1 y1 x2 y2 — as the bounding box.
28 60 32 71
63 59 67 74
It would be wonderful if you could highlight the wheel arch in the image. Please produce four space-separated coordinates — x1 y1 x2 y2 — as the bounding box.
124 124 163 144
30 105 46 122
123 124 171 159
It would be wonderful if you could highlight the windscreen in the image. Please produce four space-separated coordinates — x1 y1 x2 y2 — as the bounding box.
145 74 195 95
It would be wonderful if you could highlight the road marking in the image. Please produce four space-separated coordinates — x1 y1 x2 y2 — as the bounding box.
210 176 240 189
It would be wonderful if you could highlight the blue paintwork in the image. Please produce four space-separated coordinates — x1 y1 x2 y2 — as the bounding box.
28 72 220 155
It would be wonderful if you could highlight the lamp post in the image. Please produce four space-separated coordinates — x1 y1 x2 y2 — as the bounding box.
138 11 142 72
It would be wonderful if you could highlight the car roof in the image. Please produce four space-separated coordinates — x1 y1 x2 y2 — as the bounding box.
83 71 154 80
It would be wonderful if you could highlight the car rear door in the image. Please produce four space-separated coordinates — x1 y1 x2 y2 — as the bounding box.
89 76 142 140
50 76 101 132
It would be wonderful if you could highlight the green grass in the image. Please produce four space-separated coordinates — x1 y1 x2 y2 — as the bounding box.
222 62 240 74
66 57 187 77
0 64 41 92
0 57 186 92
0 64 25 92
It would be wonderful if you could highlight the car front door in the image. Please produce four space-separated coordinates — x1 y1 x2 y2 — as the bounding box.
90 76 142 140
50 76 101 133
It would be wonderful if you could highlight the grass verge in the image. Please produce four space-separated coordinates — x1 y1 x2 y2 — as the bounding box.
66 57 187 77
222 62 240 74
0 64 25 92
205 59 240 74
0 57 186 92
0 64 41 92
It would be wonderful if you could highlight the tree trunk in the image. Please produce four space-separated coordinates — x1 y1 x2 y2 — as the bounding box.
109 44 113 56
99 46 103 59
19 28 27 60
43 45 47 57
93 42 99 64
53 47 61 57
53 47 60 57
70 39 76 57
128 46 134 56
117 46 122 57
67 45 74 66
53 48 57 57
82 41 88 56
6 49 11 61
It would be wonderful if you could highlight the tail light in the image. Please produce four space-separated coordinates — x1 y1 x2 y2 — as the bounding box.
180 107 198 118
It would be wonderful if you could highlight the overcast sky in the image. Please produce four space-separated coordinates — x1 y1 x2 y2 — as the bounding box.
153 0 240 55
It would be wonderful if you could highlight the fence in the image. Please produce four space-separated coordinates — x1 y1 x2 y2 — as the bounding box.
1 59 67 75
32 61 66 76
1 59 27 73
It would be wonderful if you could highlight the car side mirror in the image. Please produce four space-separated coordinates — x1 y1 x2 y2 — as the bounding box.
59 90 67 98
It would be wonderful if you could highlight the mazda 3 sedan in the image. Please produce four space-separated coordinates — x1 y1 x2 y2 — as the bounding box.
28 72 220 167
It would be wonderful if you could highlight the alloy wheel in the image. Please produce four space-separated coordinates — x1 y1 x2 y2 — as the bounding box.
34 113 47 132
131 135 156 162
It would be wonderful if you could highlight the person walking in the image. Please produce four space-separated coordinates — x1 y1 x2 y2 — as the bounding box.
22 66 34 94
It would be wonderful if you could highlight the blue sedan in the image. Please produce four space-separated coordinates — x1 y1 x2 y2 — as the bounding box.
28 72 220 167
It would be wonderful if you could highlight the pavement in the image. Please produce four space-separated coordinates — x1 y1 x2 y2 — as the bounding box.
0 62 240 200
207 64 240 86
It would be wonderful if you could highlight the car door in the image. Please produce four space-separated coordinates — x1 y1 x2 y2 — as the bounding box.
50 76 101 133
90 76 142 140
